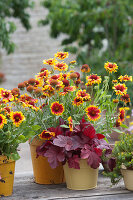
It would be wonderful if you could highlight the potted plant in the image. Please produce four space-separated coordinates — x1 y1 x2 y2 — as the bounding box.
36 116 111 190
0 88 28 196
14 51 131 186
103 132 133 191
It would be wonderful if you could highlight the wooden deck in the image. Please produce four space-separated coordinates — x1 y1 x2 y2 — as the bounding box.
2 171 133 200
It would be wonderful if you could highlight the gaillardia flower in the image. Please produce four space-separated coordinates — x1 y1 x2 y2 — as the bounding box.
118 75 132 82
113 83 127 95
104 62 118 73
10 111 25 127
55 52 69 60
86 74 101 86
118 108 125 122
73 97 83 106
76 90 91 101
0 88 14 102
86 105 101 121
43 58 57 65
81 64 91 73
0 114 7 129
120 94 130 103
39 130 55 140
50 101 64 116
68 116 73 132
54 62 68 71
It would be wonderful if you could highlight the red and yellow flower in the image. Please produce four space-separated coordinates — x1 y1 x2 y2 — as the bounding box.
0 88 14 102
70 60 76 64
118 75 132 82
112 80 118 84
55 52 69 60
0 114 7 129
113 83 127 95
35 70 50 80
104 62 118 73
73 96 83 106
10 111 25 127
54 62 68 71
39 130 55 140
50 101 64 116
43 58 57 65
68 116 73 132
81 64 91 73
76 90 91 101
120 94 130 103
118 108 125 122
86 105 101 121
86 74 101 86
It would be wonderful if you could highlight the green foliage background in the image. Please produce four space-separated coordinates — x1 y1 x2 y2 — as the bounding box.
0 0 33 54
40 0 133 102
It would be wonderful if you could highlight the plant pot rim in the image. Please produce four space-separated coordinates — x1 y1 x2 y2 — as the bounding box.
0 155 15 165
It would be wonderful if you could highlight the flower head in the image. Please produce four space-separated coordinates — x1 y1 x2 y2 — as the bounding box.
118 75 132 82
10 111 25 127
120 94 130 103
0 114 7 129
55 52 69 60
39 130 55 140
68 116 73 132
43 58 57 65
118 108 125 122
81 64 91 73
70 60 76 64
73 96 83 106
76 90 91 101
113 83 127 95
86 74 101 86
104 62 118 73
86 105 101 121
54 62 68 71
0 89 14 102
50 101 64 116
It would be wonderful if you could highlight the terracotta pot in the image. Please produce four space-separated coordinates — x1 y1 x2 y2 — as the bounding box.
63 159 98 190
121 169 133 191
29 137 64 184
0 156 15 197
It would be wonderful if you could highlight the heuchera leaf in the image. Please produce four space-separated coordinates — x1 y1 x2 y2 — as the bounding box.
81 144 101 169
83 125 96 139
96 133 105 139
44 145 65 168
53 135 81 151
67 155 80 169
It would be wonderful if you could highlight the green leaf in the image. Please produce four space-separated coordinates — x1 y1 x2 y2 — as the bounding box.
10 153 20 161
31 125 41 131
120 124 128 129
112 128 124 134
60 124 69 128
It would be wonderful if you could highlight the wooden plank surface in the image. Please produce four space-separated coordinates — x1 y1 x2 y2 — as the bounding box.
2 171 133 200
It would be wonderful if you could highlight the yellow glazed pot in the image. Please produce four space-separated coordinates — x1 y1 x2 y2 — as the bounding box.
121 169 133 191
63 159 98 190
29 137 64 184
0 156 15 197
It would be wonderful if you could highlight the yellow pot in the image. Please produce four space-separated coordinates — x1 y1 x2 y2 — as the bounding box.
29 137 64 184
121 169 133 191
63 159 98 190
0 156 15 197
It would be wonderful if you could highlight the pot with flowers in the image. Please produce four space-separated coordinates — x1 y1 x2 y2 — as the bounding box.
15 51 130 187
0 88 28 196
37 116 111 190
103 132 133 191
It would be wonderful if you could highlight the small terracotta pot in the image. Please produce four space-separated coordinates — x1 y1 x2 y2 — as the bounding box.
0 156 15 197
121 169 133 191
63 159 98 190
29 137 64 184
